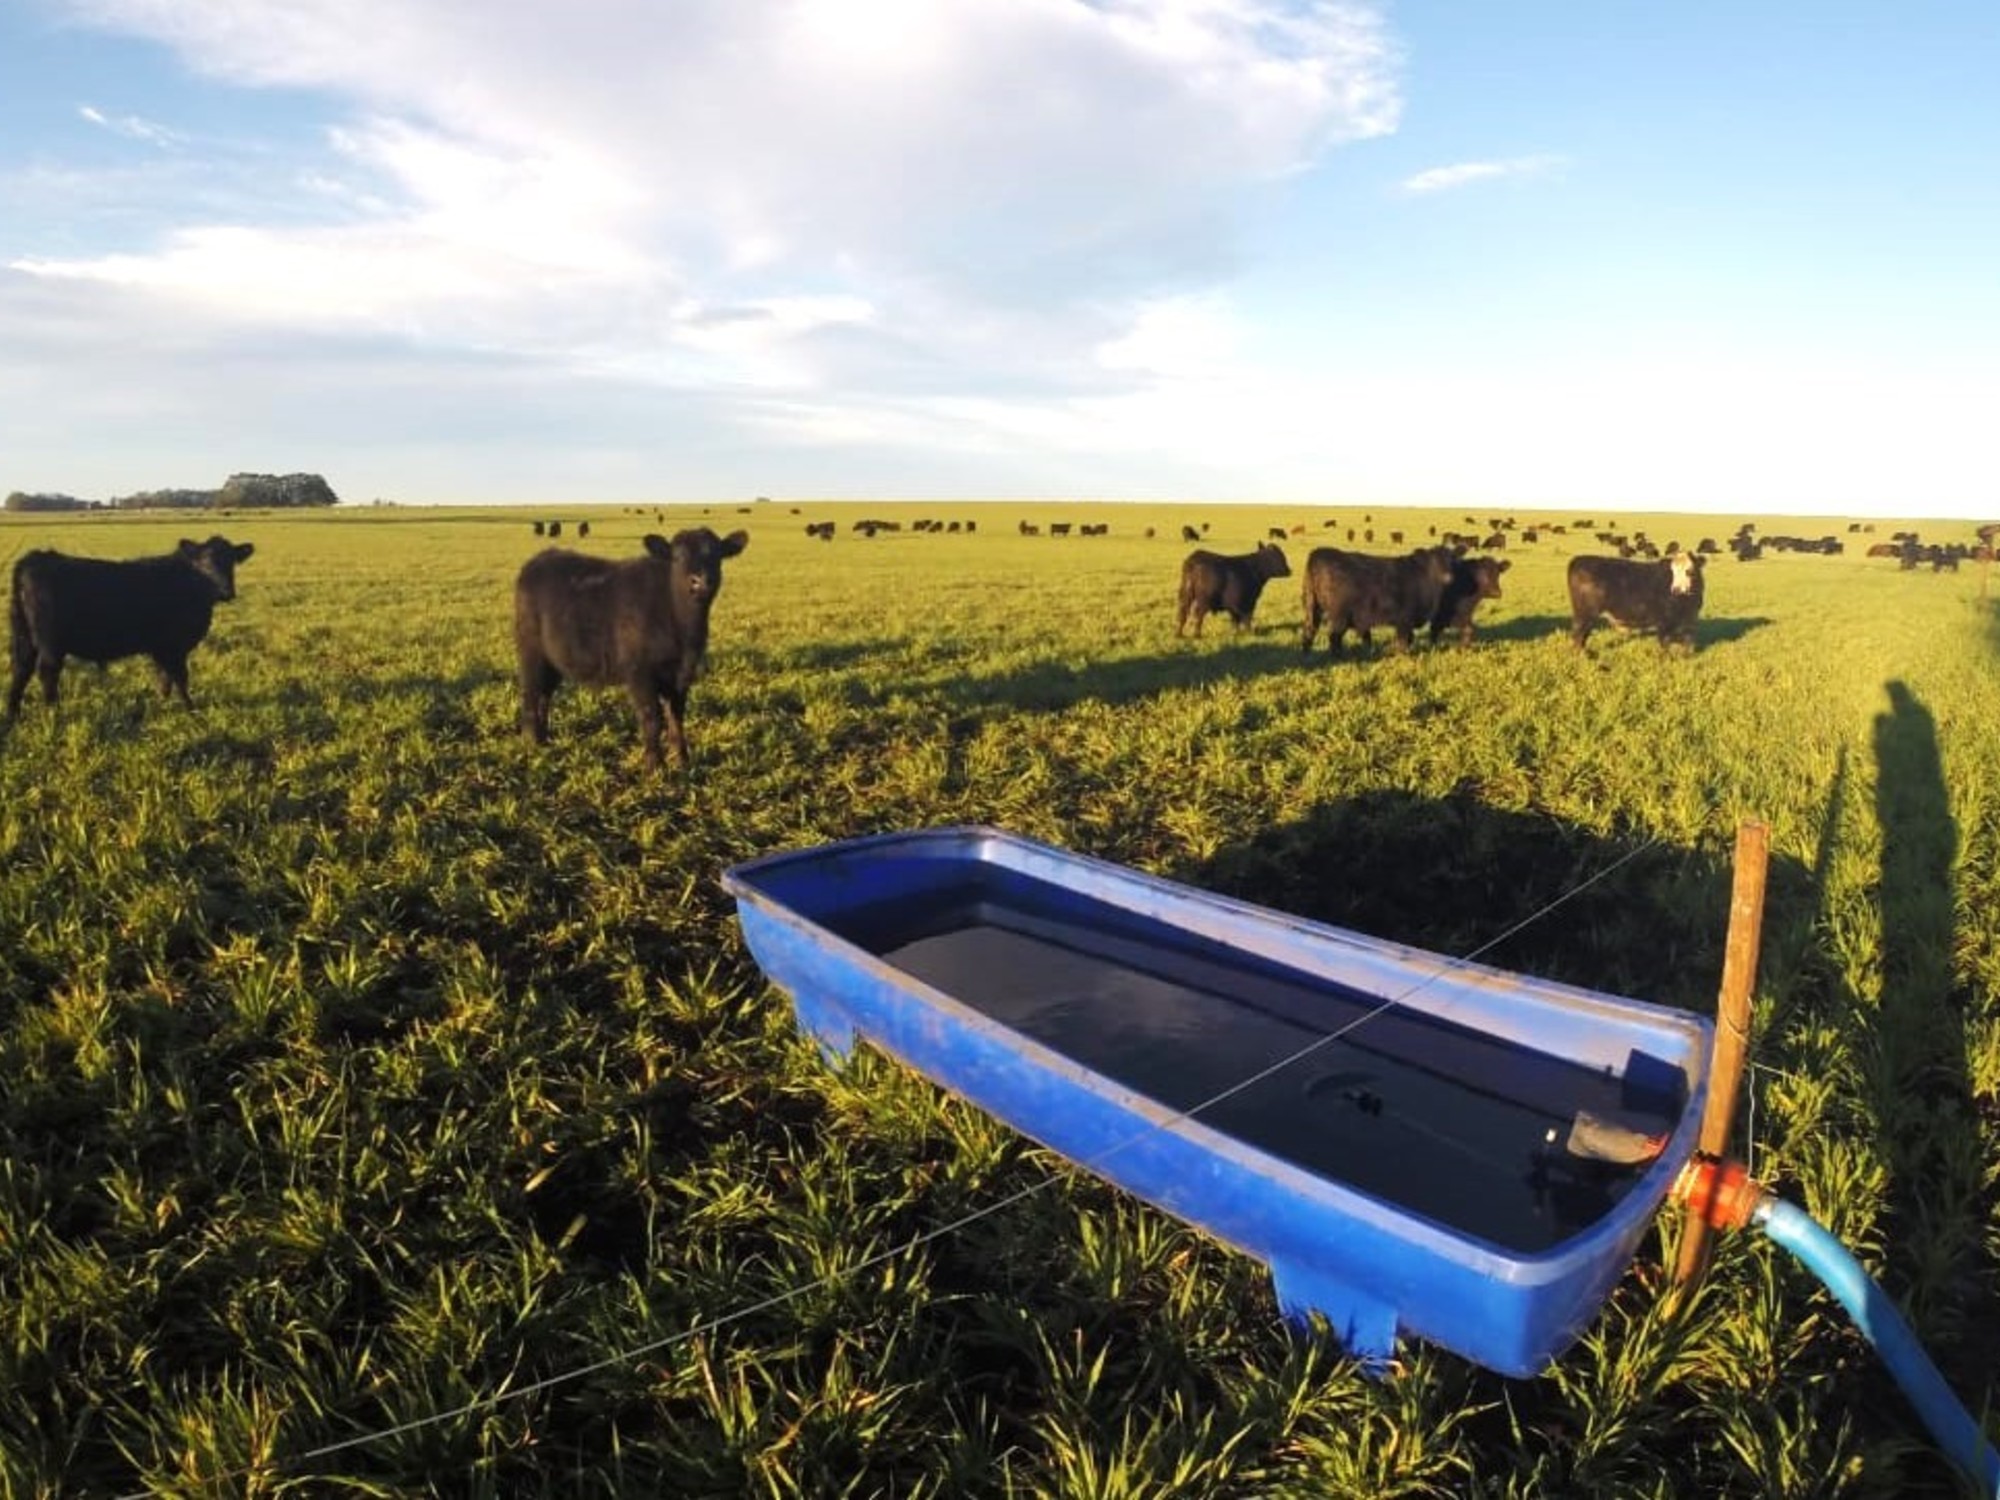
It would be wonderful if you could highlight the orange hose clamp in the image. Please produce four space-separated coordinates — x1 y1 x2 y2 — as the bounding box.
1671 1154 1768 1232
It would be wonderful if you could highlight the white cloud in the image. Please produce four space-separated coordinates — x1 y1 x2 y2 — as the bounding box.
1400 153 1562 195
6 2 1415 500
1096 294 1243 379
77 103 185 148
28 0 1399 389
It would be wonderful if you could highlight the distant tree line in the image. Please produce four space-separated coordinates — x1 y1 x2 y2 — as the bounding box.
111 488 226 511
4 473 339 512
4 492 99 512
217 473 339 508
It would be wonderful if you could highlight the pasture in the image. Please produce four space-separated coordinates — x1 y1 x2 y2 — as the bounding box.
1 501 1995 1497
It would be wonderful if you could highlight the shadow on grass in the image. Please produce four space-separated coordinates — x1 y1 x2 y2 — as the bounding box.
1562 614 1776 657
917 609 1780 716
1170 790 1872 1478
316 663 513 706
259 664 512 739
1466 613 1572 647
0 664 199 748
1176 788 1813 1014
1866 679 1990 1375
734 638 915 675
1697 615 1776 647
936 638 1317 714
165 728 279 774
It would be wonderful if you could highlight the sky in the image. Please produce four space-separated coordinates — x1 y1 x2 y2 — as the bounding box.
2 0 1997 519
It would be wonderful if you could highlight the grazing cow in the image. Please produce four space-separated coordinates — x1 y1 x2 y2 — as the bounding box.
1567 553 1704 651
1181 525 1201 543
8 536 255 715
514 528 748 770
1299 546 1456 656
1268 527 1288 542
1177 543 1291 636
1430 556 1511 646
548 520 563 538
1049 522 1073 537
532 520 546 537
578 521 591 539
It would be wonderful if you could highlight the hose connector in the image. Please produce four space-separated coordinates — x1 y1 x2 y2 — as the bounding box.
1670 1152 1771 1232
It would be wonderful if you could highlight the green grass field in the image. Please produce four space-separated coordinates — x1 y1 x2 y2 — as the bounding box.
2 501 1995 1497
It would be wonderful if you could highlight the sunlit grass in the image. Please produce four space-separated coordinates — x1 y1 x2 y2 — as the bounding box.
2 502 1995 1495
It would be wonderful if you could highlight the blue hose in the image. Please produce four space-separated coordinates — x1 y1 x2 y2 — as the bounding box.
1757 1197 1999 1495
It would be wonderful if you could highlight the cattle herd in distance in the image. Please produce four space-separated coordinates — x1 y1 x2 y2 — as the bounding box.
6 510 1995 773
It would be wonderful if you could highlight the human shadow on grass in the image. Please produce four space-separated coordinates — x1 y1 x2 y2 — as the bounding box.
1865 680 1990 1379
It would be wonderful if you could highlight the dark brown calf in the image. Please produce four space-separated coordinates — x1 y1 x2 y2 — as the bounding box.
1430 556 1510 646
1299 546 1456 656
1177 543 1291 635
514 528 748 769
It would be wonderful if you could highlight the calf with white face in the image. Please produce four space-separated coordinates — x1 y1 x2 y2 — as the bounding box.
1566 552 1704 651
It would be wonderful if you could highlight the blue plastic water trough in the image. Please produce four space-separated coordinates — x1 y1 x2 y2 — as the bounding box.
722 825 1713 1376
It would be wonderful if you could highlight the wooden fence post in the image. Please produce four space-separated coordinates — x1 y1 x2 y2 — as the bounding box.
1672 819 1769 1295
